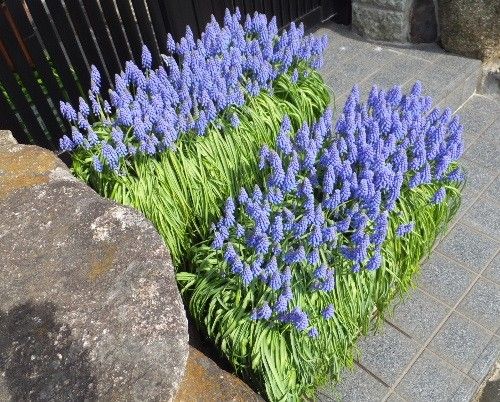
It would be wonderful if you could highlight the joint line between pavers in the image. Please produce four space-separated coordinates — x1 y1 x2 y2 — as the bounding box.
435 171 498 236
382 319 414 340
382 243 500 400
354 361 391 388
452 212 500 244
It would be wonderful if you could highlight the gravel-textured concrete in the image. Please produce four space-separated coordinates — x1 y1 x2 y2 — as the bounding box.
315 22 499 402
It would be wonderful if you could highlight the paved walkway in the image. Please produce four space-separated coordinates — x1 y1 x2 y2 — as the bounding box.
314 23 500 402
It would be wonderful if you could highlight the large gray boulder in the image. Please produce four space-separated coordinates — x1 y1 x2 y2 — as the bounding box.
437 0 500 60
0 131 188 401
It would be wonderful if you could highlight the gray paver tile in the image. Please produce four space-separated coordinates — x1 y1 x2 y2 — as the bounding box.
395 350 466 402
483 175 500 201
483 252 500 284
438 53 479 72
404 62 477 105
456 96 499 150
361 55 430 90
391 42 445 63
449 376 480 402
436 223 499 271
428 313 492 371
457 278 500 332
357 325 420 386
418 252 476 305
465 119 500 171
437 66 480 112
459 158 497 209
468 335 500 382
389 288 450 342
317 366 388 402
324 55 385 95
464 196 500 239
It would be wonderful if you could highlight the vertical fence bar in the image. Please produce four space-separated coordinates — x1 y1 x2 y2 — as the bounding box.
82 0 122 77
97 0 133 66
7 0 66 110
130 0 161 63
44 0 91 92
0 59 51 148
144 0 169 55
115 0 144 63
0 89 31 145
0 9 61 147
25 0 82 105
64 1 112 89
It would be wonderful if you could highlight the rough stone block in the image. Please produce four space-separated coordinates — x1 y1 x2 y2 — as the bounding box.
352 3 407 42
175 346 263 401
437 0 500 60
0 138 189 400
409 0 438 43
354 0 408 12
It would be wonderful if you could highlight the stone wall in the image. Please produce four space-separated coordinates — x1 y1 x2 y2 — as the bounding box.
0 131 189 401
352 0 438 43
437 0 500 61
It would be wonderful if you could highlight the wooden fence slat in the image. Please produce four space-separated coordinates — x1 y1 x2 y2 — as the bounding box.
0 11 61 147
44 0 91 92
82 0 122 78
24 0 82 104
280 0 291 26
130 0 161 63
0 91 31 145
157 0 199 41
97 0 133 66
262 0 274 19
115 0 144 63
272 0 281 26
0 60 51 148
192 0 213 34
211 0 225 24
6 0 66 112
64 1 112 89
144 0 169 55
243 0 254 15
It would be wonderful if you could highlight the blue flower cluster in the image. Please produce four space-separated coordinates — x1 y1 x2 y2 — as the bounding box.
211 82 464 337
59 8 327 172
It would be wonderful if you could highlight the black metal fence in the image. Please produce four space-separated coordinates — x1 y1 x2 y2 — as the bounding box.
0 0 349 150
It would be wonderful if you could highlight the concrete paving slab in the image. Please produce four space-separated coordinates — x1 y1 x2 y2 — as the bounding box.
428 313 492 371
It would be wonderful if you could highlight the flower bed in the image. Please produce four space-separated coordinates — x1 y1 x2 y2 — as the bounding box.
178 83 464 399
61 11 329 262
59 9 465 402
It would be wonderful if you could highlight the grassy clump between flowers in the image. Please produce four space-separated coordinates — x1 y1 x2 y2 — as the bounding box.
178 83 465 401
